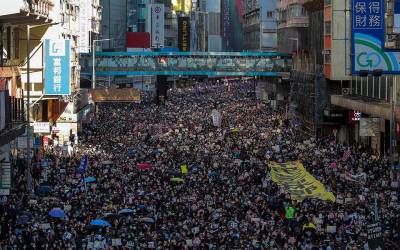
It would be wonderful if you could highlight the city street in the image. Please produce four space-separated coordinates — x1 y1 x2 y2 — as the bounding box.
0 82 398 249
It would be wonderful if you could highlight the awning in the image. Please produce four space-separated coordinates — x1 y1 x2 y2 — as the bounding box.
0 67 20 78
331 95 400 121
90 88 141 102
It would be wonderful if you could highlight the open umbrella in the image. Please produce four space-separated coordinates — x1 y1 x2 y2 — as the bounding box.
140 217 155 223
166 169 180 177
118 208 134 214
38 185 52 193
90 219 111 227
170 177 184 183
16 212 33 225
84 177 97 183
208 171 220 177
48 208 65 218
137 163 152 170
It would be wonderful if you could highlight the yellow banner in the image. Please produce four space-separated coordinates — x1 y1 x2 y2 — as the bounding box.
269 161 335 202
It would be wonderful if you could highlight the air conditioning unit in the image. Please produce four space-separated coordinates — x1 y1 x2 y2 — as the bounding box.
342 88 351 95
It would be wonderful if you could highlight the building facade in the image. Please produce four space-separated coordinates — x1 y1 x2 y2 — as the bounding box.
100 0 127 50
243 0 278 51
276 0 309 53
0 0 98 150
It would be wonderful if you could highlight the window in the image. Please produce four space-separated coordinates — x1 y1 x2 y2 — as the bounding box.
325 21 331 35
324 0 332 5
34 82 43 92
267 11 274 18
6 26 11 59
324 51 331 63
14 29 19 59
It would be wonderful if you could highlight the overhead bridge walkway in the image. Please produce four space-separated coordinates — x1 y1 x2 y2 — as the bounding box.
80 51 292 77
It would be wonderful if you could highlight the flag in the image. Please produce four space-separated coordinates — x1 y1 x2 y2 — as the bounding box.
342 148 351 162
78 155 88 175
181 164 188 174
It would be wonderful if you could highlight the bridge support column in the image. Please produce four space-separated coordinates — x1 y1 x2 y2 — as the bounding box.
155 75 169 105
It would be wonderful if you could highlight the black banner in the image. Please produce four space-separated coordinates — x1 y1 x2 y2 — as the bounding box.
367 222 383 250
178 16 190 52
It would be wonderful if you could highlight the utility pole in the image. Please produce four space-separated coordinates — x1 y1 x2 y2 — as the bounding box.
26 25 31 194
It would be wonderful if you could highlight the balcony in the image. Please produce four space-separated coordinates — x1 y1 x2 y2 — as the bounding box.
0 91 25 147
0 0 53 25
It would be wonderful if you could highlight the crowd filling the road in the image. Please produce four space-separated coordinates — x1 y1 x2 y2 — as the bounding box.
0 81 399 249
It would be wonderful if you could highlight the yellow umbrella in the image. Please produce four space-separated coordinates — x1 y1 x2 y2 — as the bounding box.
170 177 185 183
230 128 240 133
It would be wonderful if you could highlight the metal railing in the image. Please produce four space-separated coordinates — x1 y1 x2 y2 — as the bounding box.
22 0 52 17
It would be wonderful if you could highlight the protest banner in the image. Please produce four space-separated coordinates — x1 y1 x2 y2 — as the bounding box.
269 161 336 202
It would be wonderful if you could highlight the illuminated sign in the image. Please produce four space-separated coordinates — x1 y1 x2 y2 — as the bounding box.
178 16 190 52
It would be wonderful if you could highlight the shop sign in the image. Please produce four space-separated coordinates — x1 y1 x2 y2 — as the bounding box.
33 122 50 133
44 39 71 95
349 110 362 124
52 127 60 134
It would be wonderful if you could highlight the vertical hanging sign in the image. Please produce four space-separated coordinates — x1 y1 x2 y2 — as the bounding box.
44 39 71 95
178 16 190 51
149 4 165 48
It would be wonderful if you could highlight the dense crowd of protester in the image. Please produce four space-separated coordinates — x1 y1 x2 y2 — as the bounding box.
0 81 399 249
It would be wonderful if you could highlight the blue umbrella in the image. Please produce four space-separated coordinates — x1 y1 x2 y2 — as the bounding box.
140 217 155 223
84 177 96 183
90 219 111 227
118 208 134 214
38 185 52 193
16 212 33 225
49 208 65 218
208 171 220 177
138 204 146 210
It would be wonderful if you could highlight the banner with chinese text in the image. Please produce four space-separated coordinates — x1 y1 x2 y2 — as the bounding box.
269 161 336 202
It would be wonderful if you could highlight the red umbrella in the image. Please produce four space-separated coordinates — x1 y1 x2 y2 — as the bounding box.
137 163 153 170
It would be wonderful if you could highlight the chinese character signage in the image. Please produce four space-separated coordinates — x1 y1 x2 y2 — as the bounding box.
78 0 90 53
352 0 400 74
44 39 71 95
178 16 190 52
148 4 165 48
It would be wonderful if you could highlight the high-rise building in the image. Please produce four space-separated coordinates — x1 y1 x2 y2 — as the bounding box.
243 0 278 51
276 0 309 53
191 0 222 52
100 0 127 50
127 0 148 33
221 0 244 52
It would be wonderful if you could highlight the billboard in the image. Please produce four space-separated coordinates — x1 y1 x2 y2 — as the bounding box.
352 0 400 74
172 0 191 14
394 0 400 33
178 16 190 51
126 32 151 48
44 39 71 95
148 4 165 48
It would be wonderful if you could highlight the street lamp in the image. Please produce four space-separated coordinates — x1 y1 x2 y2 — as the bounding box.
92 39 113 89
26 22 59 194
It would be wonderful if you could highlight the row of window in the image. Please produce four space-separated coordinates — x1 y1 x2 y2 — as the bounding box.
1 26 19 61
277 4 307 22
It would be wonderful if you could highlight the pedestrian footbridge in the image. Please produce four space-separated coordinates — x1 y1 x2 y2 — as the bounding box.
80 51 292 77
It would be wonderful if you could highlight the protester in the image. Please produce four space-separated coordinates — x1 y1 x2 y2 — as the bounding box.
0 80 399 249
